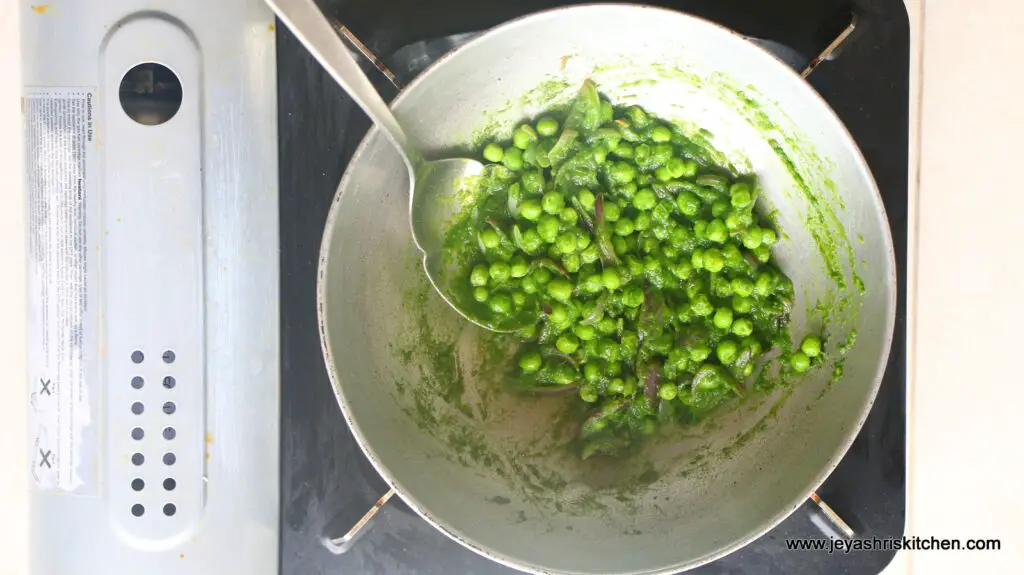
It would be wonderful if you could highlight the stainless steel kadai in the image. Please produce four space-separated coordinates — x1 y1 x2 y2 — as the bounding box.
314 4 896 574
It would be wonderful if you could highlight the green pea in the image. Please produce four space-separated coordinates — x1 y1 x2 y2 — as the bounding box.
480 228 500 249
547 278 574 302
666 157 687 179
547 302 568 324
521 275 537 294
509 257 529 279
578 189 596 210
691 294 713 316
620 377 637 396
598 317 617 335
560 207 579 226
716 339 739 365
606 361 624 376
614 217 635 237
676 191 701 216
614 142 635 159
582 362 601 384
602 267 623 291
532 266 552 285
725 212 743 230
542 191 565 215
650 125 672 143
691 248 705 270
473 287 489 302
617 182 638 200
711 200 731 219
470 264 489 287
607 378 625 394
518 199 542 221
538 215 560 243
574 323 597 341
556 333 581 354
518 351 542 373
552 363 578 385
489 293 513 315
611 235 627 256
658 382 678 400
632 188 657 211
703 248 725 273
577 382 598 401
581 273 604 294
482 143 504 163
623 286 645 308
563 253 582 274
731 277 754 297
754 272 775 296
625 255 644 277
729 182 752 205
489 261 511 283
689 344 712 362
652 144 673 164
732 295 754 314
742 228 763 249
801 335 823 358
521 170 544 194
731 188 752 208
713 307 734 330
761 228 778 247
706 219 728 243
581 240 602 263
754 244 772 263
603 201 621 222
672 260 695 279
741 336 762 357
654 166 673 182
521 227 543 252
503 147 524 171
555 232 578 254
611 162 638 185
536 116 559 137
790 352 811 373
513 126 536 150
731 318 754 337
693 220 708 238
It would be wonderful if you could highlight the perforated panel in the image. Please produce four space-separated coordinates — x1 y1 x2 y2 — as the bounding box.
101 18 205 544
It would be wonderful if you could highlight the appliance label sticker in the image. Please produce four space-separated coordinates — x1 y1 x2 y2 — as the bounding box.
24 87 97 493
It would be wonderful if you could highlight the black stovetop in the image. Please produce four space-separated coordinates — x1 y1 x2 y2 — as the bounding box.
277 1 909 573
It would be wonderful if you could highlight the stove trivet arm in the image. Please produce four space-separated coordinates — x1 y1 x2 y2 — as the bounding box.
322 487 396 554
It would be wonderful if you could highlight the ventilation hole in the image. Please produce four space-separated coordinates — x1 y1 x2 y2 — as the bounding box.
131 402 145 415
163 427 176 440
131 453 145 466
163 503 177 516
131 427 144 440
132 478 145 491
163 401 176 415
162 350 176 364
131 504 145 517
131 350 144 364
163 376 176 389
120 63 183 126
163 452 176 466
131 376 144 389
163 478 176 491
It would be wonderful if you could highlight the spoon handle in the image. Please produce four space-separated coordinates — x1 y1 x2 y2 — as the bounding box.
267 0 413 158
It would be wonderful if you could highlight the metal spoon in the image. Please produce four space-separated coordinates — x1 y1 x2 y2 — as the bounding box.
267 0 532 332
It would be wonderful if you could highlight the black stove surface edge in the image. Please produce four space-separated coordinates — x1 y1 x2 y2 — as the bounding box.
277 1 908 574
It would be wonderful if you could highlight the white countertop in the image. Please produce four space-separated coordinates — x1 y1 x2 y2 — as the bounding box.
1 0 1021 573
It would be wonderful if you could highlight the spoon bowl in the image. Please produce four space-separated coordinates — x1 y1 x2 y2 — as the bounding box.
269 0 531 331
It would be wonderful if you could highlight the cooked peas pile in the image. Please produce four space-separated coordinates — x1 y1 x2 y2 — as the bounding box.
454 81 823 458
